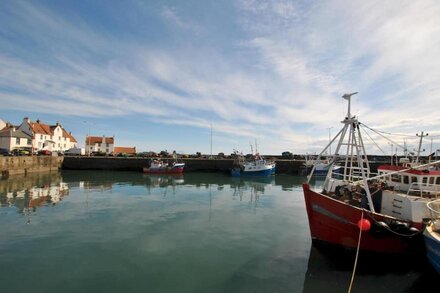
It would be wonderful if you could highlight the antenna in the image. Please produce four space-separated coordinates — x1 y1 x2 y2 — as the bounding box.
342 92 358 119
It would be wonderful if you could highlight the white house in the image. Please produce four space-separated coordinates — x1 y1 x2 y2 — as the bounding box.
18 117 77 152
0 124 33 151
85 136 114 155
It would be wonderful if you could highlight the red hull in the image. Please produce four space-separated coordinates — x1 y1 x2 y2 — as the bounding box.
143 167 184 174
302 183 423 254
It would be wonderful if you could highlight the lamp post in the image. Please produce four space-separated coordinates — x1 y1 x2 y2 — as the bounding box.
83 121 91 156
388 142 394 165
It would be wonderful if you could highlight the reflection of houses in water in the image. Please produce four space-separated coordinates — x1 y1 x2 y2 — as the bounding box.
0 172 69 217
28 182 69 205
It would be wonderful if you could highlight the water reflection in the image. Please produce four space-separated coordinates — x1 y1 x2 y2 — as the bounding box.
0 172 69 220
303 243 437 292
142 174 185 188
230 177 274 209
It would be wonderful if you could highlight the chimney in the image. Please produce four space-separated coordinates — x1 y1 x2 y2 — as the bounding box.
36 119 40 123
24 117 30 123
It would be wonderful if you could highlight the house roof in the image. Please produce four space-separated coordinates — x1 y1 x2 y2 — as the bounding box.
114 147 136 154
29 120 77 142
86 136 114 144
0 128 32 139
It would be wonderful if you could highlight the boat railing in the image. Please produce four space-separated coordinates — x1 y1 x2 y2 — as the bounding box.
406 182 440 197
427 199 440 229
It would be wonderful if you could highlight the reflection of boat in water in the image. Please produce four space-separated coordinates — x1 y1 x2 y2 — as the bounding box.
424 199 440 274
231 177 274 208
142 174 185 187
303 243 436 292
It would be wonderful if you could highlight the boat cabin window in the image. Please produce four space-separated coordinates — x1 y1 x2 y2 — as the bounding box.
436 177 440 185
391 174 400 183
429 177 435 185
403 176 409 184
422 177 428 184
411 176 417 183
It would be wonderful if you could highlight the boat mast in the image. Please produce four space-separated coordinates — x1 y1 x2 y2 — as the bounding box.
321 92 376 212
415 132 428 164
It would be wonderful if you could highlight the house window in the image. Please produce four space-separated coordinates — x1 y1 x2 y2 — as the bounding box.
40 135 43 139
64 144 66 148
106 148 109 152
59 136 61 141
27 139 32 145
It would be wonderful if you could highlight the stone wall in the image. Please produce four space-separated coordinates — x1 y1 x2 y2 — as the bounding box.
0 156 63 178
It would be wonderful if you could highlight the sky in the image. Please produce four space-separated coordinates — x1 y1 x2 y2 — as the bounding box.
1 0 440 156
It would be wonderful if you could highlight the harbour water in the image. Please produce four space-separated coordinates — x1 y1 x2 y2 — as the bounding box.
0 171 436 293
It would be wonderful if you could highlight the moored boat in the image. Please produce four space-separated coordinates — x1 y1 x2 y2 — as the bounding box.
424 199 440 273
301 156 342 176
231 152 276 177
377 157 440 196
303 92 440 254
143 159 185 174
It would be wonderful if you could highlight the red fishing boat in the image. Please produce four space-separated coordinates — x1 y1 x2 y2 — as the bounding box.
143 159 185 174
303 92 440 254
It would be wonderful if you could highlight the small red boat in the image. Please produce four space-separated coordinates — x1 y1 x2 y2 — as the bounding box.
143 160 185 174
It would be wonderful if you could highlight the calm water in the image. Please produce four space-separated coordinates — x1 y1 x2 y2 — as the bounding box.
0 171 436 293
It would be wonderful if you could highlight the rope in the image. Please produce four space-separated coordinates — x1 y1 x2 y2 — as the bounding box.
348 211 364 293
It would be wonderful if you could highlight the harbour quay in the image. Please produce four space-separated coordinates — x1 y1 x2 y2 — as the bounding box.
1 155 395 177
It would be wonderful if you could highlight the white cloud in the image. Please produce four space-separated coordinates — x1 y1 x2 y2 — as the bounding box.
1 0 440 154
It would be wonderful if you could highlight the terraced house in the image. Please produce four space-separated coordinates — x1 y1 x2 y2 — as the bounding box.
17 117 77 152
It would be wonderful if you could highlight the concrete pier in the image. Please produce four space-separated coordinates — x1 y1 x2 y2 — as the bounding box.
0 156 390 177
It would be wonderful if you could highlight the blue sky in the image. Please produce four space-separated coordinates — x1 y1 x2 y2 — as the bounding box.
1 0 440 155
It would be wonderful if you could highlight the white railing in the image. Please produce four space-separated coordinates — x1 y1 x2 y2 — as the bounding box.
406 182 440 197
427 199 440 221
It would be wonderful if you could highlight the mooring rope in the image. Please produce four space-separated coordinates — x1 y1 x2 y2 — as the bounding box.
348 211 364 293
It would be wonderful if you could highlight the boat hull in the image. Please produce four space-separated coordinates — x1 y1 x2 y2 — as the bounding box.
302 183 423 254
143 166 184 174
231 166 275 177
423 225 440 273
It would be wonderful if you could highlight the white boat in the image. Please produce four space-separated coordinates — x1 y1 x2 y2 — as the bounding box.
377 154 440 197
231 152 276 177
302 156 342 176
143 159 185 174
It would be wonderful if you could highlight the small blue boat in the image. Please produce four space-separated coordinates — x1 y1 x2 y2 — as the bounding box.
424 199 440 274
231 153 276 177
